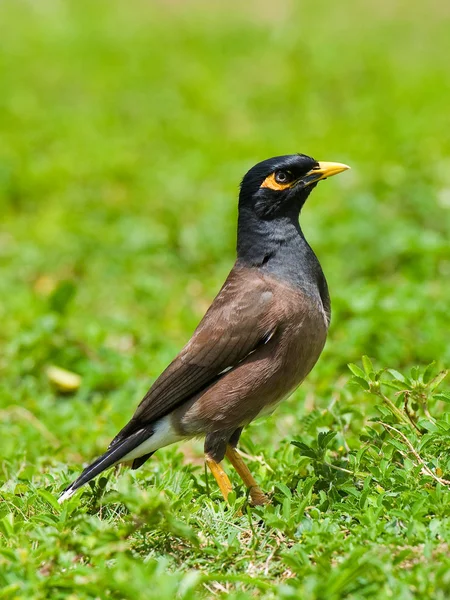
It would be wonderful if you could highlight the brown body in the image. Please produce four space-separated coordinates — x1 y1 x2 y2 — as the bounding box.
172 267 328 438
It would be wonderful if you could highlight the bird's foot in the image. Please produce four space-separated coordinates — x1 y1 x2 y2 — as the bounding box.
248 486 269 506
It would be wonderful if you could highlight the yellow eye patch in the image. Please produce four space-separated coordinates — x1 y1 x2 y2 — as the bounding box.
260 173 293 191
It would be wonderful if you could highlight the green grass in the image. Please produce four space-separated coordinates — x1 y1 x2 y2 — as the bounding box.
1 0 450 597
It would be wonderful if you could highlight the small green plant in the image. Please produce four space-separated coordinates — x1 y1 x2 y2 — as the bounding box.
292 359 450 502
349 357 450 486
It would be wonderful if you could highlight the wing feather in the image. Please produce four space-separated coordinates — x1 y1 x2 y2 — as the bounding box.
111 269 276 444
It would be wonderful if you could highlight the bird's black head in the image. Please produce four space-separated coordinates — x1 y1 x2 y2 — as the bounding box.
239 154 349 220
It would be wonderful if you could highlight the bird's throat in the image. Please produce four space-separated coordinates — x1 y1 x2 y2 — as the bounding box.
236 209 325 295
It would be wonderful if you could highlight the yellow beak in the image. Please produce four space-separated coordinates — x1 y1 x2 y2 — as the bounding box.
303 161 350 187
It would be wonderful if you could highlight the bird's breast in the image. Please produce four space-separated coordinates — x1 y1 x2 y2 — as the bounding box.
176 286 328 435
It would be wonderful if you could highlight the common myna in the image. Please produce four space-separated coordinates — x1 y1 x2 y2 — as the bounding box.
59 154 349 505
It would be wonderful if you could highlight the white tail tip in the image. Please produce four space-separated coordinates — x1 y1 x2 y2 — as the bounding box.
58 488 75 504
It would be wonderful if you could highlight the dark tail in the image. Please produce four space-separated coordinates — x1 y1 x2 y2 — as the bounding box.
58 427 152 503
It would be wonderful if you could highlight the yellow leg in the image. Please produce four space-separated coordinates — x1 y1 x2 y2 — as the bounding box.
205 455 233 502
225 445 269 506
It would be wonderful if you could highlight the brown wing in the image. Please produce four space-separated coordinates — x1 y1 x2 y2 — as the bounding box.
111 268 277 443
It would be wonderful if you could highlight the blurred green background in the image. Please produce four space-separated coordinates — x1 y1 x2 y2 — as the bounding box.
1 0 450 597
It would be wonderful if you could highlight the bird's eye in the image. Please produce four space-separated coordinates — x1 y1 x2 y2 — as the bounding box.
274 170 290 184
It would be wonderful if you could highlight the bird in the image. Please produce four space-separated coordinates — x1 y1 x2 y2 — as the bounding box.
59 154 349 505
